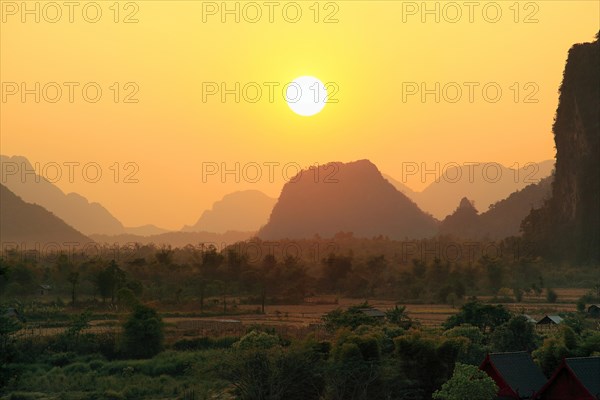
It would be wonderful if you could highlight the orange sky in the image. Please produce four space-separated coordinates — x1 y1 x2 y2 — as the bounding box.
1 1 598 229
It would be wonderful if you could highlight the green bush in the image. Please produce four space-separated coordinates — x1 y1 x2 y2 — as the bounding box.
172 336 237 351
120 305 164 359
233 330 280 350
101 390 125 400
47 352 76 367
64 362 91 374
546 289 558 303
89 359 105 371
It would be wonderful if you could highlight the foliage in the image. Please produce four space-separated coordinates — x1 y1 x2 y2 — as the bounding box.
322 303 382 332
490 315 539 352
393 332 462 398
443 325 488 365
385 305 412 328
443 301 511 333
233 330 281 351
226 346 325 400
327 331 383 400
0 306 22 386
546 288 558 303
121 305 164 359
432 363 497 400
172 336 237 351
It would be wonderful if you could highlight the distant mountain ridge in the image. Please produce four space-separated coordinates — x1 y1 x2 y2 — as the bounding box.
258 159 438 240
439 177 553 239
1 155 126 235
1 155 171 236
0 184 91 245
182 190 276 233
385 160 554 218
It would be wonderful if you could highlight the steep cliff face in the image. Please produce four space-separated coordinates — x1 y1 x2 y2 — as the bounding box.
522 33 600 263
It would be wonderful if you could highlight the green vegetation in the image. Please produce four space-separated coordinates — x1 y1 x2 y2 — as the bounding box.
1 300 598 399
1 242 599 399
432 363 497 400
121 305 164 359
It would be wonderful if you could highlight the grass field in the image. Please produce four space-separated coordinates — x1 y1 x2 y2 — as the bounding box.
17 288 587 340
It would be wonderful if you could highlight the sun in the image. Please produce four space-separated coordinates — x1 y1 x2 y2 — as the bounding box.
285 76 328 116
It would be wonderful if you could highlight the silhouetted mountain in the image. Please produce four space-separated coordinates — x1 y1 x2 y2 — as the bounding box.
385 161 554 219
439 197 480 238
479 177 552 239
523 33 600 263
0 184 90 245
382 174 418 199
258 160 438 240
182 190 276 233
0 155 125 235
438 178 552 240
90 231 253 248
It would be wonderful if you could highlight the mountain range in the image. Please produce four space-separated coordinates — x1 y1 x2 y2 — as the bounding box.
182 190 276 233
439 176 552 239
384 160 554 219
1 155 556 244
0 155 166 236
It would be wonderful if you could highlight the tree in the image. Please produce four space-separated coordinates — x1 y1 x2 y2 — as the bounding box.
322 304 382 332
432 363 498 400
0 306 22 386
443 301 511 333
155 245 174 265
532 325 578 375
490 315 539 352
576 299 586 313
328 331 382 400
95 260 126 304
385 305 412 329
394 332 462 398
117 287 138 310
121 304 164 358
67 271 79 306
257 254 277 314
228 346 325 400
233 330 280 351
444 325 488 365
320 254 352 292
546 288 558 303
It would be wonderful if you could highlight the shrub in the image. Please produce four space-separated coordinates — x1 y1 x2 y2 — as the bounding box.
576 299 586 312
546 289 558 303
233 330 280 351
64 362 91 374
433 363 497 400
48 352 76 367
172 336 237 351
89 359 105 370
120 305 164 359
101 390 125 400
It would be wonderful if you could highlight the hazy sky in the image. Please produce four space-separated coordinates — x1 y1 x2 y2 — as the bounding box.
1 1 598 229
